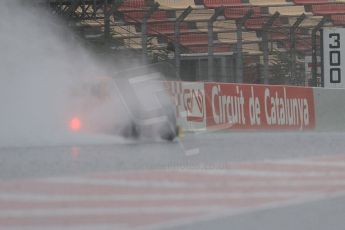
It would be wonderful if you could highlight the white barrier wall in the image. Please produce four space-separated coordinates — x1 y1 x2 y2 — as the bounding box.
313 88 345 131
166 81 345 132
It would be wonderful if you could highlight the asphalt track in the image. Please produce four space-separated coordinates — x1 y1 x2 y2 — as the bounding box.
1 131 345 230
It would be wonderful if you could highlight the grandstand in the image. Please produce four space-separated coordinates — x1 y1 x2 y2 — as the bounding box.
42 0 345 86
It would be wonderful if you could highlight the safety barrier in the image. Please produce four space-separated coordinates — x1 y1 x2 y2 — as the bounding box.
166 81 345 132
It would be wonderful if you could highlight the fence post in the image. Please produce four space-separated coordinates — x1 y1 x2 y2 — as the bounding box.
261 12 280 84
235 9 253 83
175 6 192 79
104 0 111 42
290 13 305 84
207 7 224 82
141 2 160 63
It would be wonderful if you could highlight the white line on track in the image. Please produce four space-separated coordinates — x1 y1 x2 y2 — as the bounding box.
175 169 345 177
263 160 345 167
0 224 131 230
37 177 345 188
2 154 345 229
0 206 222 218
144 192 345 230
39 178 194 188
0 192 297 202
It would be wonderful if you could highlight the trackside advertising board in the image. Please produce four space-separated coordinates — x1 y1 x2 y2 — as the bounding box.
164 81 207 130
166 81 316 131
205 83 315 130
322 28 345 88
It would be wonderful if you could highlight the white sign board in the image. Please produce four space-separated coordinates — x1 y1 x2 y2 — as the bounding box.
322 28 345 88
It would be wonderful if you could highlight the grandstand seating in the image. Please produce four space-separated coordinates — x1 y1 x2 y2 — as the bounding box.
66 0 345 84
112 0 345 53
162 3 336 39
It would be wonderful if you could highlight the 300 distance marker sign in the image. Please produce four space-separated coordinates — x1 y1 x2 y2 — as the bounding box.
322 28 345 88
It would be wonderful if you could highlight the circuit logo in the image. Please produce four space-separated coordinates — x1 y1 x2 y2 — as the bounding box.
183 88 205 122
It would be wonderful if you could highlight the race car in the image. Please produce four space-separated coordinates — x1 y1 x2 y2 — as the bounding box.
66 66 179 141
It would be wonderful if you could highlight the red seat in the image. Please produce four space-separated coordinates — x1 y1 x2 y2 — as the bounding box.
147 22 189 35
224 6 266 19
118 0 146 11
292 0 334 5
269 31 308 41
203 0 245 9
331 15 345 25
310 3 345 15
270 31 289 41
281 40 312 53
245 17 283 30
170 33 209 45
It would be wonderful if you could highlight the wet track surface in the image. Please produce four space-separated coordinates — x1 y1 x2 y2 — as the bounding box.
1 132 345 229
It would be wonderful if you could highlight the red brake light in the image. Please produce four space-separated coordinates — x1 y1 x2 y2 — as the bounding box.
69 117 82 132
